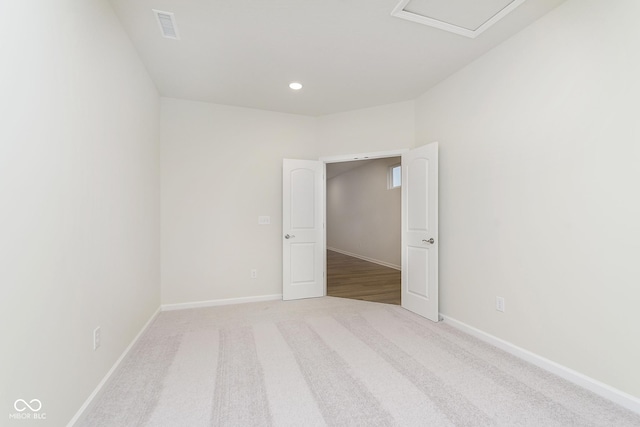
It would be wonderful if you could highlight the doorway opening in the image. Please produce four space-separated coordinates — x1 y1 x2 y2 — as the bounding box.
325 157 401 305
284 143 438 320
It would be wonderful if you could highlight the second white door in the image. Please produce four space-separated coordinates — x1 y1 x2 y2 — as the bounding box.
401 142 439 321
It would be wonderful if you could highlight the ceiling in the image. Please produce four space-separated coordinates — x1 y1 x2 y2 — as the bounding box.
109 0 566 116
326 159 377 180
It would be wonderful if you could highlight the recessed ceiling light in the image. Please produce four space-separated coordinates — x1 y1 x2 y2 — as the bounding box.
289 82 303 90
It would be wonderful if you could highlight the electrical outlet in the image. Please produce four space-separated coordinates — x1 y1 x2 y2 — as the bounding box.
93 327 101 350
250 269 257 279
258 216 270 225
496 297 505 313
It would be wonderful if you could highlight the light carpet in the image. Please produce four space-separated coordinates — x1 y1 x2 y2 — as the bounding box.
78 297 640 426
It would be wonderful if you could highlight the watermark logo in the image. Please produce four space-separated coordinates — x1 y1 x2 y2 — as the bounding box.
8 399 46 421
14 399 42 412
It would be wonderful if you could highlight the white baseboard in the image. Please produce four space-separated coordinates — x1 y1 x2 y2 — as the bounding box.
441 315 640 415
327 247 401 270
67 307 161 426
161 294 282 311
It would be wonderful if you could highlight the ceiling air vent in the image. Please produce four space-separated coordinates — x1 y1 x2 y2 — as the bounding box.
391 0 526 39
153 9 180 40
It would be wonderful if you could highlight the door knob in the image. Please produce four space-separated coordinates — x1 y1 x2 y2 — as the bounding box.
422 238 435 244
285 234 295 239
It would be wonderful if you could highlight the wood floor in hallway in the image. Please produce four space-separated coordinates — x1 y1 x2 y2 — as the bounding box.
327 250 401 305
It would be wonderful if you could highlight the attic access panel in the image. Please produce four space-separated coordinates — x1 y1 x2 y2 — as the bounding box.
391 0 526 38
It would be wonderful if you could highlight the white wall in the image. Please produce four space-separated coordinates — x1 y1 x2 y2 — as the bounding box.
415 0 640 398
161 99 413 305
316 100 415 157
327 158 401 268
161 99 318 304
0 1 160 424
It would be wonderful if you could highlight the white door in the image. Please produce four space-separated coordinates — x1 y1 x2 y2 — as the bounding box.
401 142 439 321
282 159 325 300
